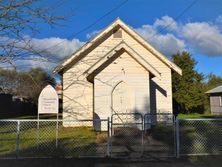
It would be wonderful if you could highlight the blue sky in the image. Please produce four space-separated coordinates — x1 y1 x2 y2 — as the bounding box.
3 0 222 78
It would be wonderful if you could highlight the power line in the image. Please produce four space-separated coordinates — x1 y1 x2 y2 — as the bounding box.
149 0 198 39
35 0 129 59
2 0 198 73
37 0 197 63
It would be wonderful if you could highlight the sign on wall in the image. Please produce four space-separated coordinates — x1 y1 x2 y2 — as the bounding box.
38 85 58 114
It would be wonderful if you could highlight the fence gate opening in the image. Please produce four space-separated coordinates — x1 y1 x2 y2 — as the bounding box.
110 113 143 158
143 113 176 158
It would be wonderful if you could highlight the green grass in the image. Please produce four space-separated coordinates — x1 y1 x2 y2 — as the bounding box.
177 113 213 119
179 119 222 155
0 122 107 158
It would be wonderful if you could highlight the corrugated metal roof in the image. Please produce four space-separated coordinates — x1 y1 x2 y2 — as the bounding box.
206 85 222 94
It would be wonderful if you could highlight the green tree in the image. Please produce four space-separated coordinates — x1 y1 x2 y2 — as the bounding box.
172 51 206 114
206 73 222 90
0 67 55 104
0 69 19 94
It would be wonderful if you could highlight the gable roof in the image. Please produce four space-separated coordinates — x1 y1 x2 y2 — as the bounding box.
54 18 182 75
206 85 222 94
85 41 161 82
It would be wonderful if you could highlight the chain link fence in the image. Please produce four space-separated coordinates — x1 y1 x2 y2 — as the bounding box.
110 113 143 158
143 113 176 158
0 119 109 158
0 120 17 158
1 116 222 159
177 118 222 156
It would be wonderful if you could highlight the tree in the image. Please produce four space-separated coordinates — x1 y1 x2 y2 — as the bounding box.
206 73 222 90
21 68 56 103
172 51 206 114
0 68 19 94
0 67 55 104
0 0 63 67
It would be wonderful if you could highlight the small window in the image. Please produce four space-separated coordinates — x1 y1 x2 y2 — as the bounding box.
113 29 122 38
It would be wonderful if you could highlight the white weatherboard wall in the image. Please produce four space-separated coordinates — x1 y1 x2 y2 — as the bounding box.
94 52 149 120
121 29 172 113
60 20 177 129
62 31 123 127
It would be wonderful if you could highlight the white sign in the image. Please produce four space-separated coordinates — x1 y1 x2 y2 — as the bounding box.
38 85 58 114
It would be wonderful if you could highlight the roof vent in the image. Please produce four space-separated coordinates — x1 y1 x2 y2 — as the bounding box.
113 29 122 38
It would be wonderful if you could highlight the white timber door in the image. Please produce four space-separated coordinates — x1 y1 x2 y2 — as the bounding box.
112 81 134 124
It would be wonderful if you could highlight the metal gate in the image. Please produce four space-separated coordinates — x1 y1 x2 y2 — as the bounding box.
143 113 176 158
110 113 143 158
110 113 176 158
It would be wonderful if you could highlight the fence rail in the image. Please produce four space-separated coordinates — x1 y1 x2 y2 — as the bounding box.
0 119 109 159
1 115 222 159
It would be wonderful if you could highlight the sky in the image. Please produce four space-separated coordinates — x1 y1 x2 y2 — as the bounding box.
1 0 222 79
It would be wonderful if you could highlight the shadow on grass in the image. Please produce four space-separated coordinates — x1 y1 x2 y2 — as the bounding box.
0 127 108 159
179 119 222 155
143 124 176 158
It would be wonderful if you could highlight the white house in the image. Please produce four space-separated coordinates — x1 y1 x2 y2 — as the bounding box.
54 18 182 129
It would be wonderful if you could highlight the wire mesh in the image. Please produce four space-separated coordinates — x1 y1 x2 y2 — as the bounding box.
111 113 143 158
143 113 176 158
6 116 222 158
178 118 222 156
57 119 108 157
0 119 109 158
0 121 17 158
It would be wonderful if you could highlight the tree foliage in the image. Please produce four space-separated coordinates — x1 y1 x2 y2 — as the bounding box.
0 0 63 67
172 51 206 114
0 68 55 104
206 73 222 90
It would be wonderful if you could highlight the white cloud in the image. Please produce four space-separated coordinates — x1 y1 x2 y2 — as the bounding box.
2 15 222 72
0 36 84 71
86 30 100 39
153 15 179 32
135 22 185 57
27 37 84 61
150 33 185 56
135 16 222 57
181 22 222 56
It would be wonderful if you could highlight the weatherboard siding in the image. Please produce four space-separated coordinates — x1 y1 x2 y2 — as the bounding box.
94 51 150 120
122 29 173 113
62 26 173 126
62 31 122 122
210 95 222 115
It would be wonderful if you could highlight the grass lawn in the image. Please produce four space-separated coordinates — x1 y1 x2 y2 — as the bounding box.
177 113 213 119
178 118 222 156
0 121 108 158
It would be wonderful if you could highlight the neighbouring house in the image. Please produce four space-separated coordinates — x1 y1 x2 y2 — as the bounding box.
206 85 222 115
54 18 182 129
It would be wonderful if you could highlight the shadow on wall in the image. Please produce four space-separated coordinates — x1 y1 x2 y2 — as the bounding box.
93 113 101 131
150 79 167 115
0 93 37 119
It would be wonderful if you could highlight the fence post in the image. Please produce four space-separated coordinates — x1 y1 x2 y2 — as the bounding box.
56 120 59 149
141 114 144 156
16 121 20 159
106 117 111 157
176 118 180 158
